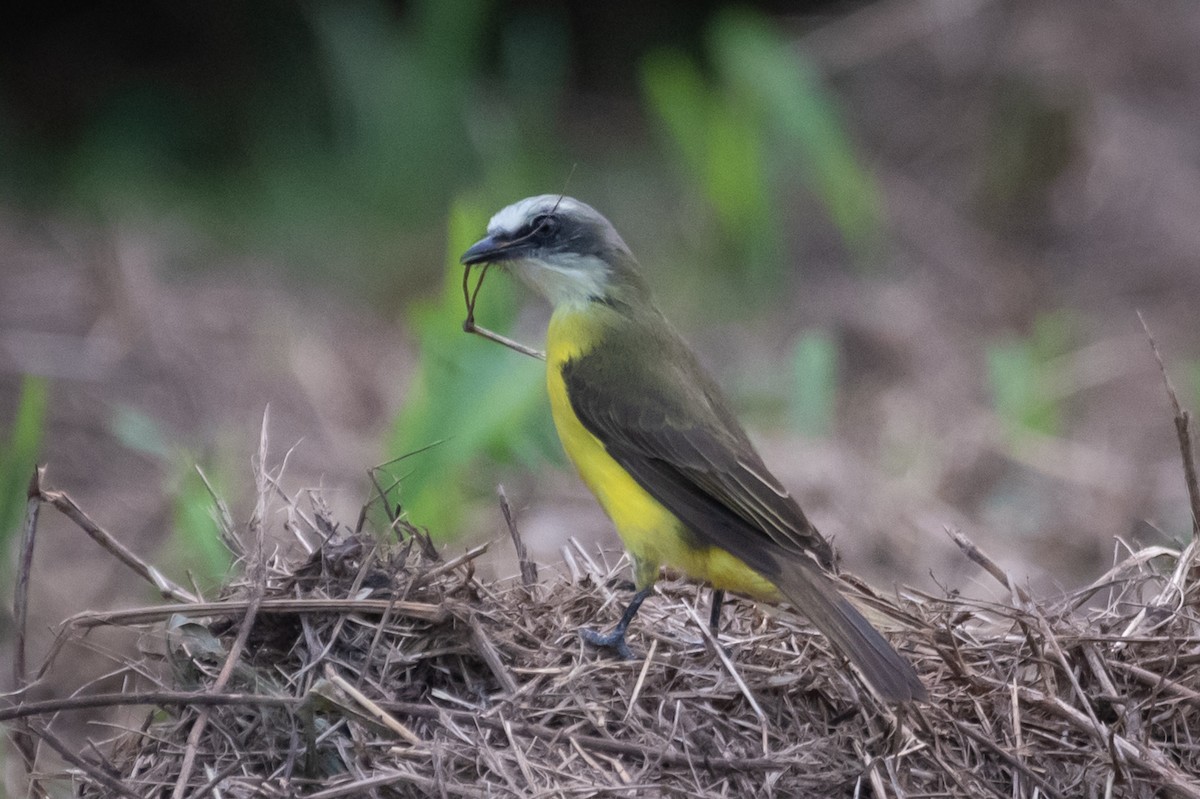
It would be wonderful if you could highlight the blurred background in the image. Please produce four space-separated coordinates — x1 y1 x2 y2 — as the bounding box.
2 0 1200 753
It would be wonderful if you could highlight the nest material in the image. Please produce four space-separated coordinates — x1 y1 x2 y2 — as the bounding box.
16 489 1196 799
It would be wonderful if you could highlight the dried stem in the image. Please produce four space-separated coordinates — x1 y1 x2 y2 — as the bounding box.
461 262 545 360
24 476 1200 797
10 466 44 773
37 483 198 603
1139 311 1200 540
498 485 537 588
946 527 1032 604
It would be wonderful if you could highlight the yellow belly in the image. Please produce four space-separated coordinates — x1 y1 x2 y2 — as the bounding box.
545 308 777 599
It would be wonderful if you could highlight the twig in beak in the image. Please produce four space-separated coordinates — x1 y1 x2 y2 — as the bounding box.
461 263 546 361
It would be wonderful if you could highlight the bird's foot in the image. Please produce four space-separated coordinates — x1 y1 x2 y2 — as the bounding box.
579 626 636 660
581 585 652 660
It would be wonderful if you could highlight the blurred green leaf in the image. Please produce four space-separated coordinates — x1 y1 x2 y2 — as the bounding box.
710 9 882 258
308 0 486 216
640 47 779 289
640 8 881 298
0 376 48 554
988 341 1043 437
790 331 838 438
109 405 232 589
987 321 1073 441
978 78 1079 233
168 464 232 589
1030 309 1074 363
384 194 550 537
988 310 1077 438
703 96 771 244
640 51 711 181
110 404 174 462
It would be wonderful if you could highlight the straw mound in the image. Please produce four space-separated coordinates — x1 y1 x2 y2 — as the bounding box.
34 496 1197 798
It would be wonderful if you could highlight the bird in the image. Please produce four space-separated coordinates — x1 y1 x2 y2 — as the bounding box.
461 195 926 703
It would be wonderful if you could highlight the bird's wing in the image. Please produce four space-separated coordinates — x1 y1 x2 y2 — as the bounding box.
561 335 928 703
559 337 832 575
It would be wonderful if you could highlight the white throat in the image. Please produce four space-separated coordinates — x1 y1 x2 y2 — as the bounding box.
510 253 611 310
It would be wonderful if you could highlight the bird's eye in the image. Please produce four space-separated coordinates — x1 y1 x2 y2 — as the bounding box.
531 214 558 236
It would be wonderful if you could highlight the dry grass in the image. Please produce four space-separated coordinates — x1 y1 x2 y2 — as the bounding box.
6 336 1200 797
6 456 1200 799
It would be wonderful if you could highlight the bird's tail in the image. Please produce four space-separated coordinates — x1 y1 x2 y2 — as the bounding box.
773 557 927 703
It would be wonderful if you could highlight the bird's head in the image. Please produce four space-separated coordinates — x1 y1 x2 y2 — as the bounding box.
461 195 645 310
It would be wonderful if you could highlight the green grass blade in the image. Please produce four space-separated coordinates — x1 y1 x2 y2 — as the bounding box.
709 9 883 258
0 375 48 551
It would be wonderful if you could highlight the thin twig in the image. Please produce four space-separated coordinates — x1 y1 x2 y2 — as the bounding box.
171 587 263 799
946 527 1032 605
305 768 488 799
389 700 794 773
624 638 657 721
194 464 242 559
365 439 452 536
680 599 769 754
461 262 545 360
410 542 490 587
58 596 451 630
1107 660 1200 707
172 413 273 799
1033 608 1115 769
37 484 198 604
30 724 144 799
324 664 424 746
10 466 44 773
190 758 248 799
294 545 379 682
498 485 537 588
462 322 546 361
0 689 297 723
1138 311 1200 540
264 468 319 539
944 717 1063 799
467 613 518 695
972 675 1200 798
358 589 405 691
14 466 41 686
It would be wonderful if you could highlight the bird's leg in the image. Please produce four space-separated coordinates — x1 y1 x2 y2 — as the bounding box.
580 586 652 660
709 589 725 636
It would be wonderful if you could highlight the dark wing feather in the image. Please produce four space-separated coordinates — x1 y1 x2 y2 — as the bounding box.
560 325 833 571
561 318 927 702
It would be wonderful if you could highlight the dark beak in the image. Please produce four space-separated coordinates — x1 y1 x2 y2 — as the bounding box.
461 234 523 266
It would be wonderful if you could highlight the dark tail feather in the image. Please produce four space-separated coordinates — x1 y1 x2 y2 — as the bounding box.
775 558 927 703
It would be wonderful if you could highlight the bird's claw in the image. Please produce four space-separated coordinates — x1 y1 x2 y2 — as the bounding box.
579 627 636 660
